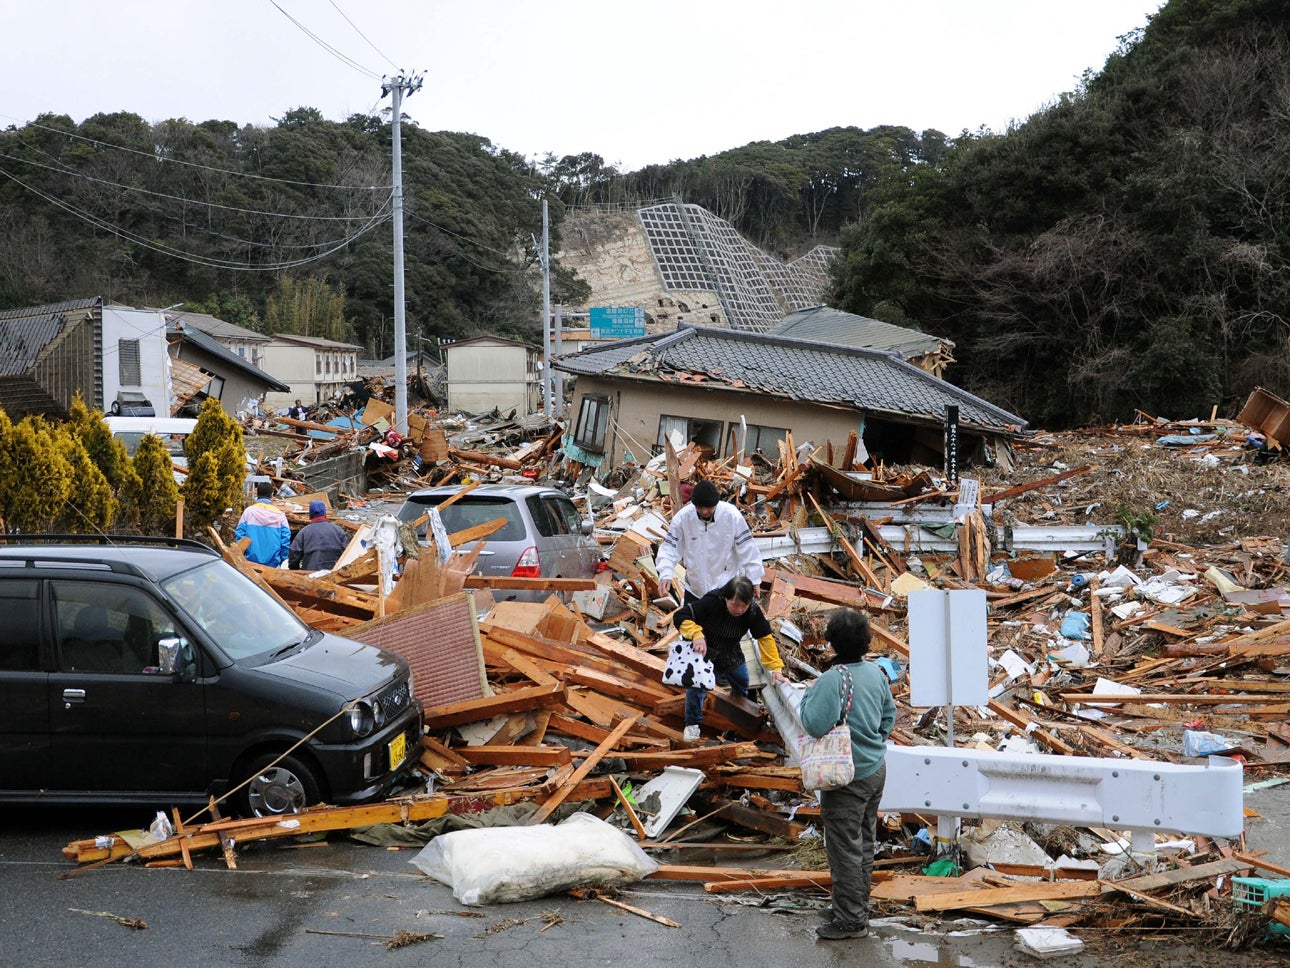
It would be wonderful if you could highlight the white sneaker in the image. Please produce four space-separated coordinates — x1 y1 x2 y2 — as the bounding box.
683 725 701 742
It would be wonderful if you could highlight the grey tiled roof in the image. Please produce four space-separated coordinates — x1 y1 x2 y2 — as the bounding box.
0 297 100 376
170 323 290 391
773 305 947 358
165 311 268 342
554 324 1025 431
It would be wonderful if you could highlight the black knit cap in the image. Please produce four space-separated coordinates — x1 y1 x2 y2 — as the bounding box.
691 479 720 507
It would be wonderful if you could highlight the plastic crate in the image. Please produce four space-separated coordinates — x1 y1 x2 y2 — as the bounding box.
1232 877 1290 935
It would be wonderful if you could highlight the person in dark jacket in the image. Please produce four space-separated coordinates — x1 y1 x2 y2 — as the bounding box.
672 575 786 742
289 500 348 572
799 608 896 941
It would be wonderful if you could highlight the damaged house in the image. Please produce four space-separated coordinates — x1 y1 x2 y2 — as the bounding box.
166 312 290 417
554 323 1026 469
0 296 171 418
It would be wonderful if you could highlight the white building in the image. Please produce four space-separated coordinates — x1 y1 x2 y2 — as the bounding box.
261 334 361 411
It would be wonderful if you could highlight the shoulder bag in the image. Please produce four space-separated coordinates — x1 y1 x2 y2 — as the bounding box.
798 665 855 792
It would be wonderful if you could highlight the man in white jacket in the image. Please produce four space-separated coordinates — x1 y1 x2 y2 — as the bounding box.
656 479 764 603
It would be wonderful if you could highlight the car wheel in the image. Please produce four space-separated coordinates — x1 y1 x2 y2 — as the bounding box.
239 752 322 817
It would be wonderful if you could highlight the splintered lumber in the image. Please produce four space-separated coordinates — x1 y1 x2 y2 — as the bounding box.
464 576 597 591
584 631 669 678
609 776 649 840
564 667 673 707
914 880 1102 912
547 713 612 745
704 873 833 893
983 465 1093 504
615 742 763 770
596 895 680 928
446 517 507 546
808 494 883 589
420 735 470 773
763 568 876 611
529 716 639 825
423 682 567 729
448 447 523 470
63 789 602 866
1058 692 1283 705
454 745 572 767
691 793 806 840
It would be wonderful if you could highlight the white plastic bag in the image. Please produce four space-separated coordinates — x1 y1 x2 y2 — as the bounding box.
409 812 658 905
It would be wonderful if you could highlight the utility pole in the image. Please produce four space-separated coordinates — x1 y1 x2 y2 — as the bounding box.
382 71 423 435
539 198 552 418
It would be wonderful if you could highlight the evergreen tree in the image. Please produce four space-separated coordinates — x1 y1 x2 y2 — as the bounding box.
124 435 179 535
0 417 73 532
182 398 246 532
51 424 116 533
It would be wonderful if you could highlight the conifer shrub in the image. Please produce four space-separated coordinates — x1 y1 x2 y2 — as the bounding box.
182 399 247 534
124 434 180 535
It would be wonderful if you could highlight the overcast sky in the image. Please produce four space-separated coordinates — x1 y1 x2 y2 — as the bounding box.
1 0 1164 171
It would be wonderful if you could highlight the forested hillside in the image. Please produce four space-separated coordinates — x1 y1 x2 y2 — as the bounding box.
830 0 1290 427
2 0 1284 429
0 108 587 349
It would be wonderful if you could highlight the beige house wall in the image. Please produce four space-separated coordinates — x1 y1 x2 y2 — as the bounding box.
445 342 538 414
570 375 865 466
261 343 357 410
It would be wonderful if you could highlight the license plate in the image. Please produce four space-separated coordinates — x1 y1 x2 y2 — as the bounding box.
387 731 407 772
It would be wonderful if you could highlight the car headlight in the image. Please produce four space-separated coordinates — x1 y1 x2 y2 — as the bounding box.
349 700 375 737
372 697 386 728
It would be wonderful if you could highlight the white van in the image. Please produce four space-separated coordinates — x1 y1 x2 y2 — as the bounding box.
105 416 198 462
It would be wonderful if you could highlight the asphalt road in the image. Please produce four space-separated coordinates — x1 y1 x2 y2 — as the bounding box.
3 787 1289 968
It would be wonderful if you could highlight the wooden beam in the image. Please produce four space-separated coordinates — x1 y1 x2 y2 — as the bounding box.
609 776 649 841
529 716 638 825
464 576 598 591
423 682 567 729
455 745 572 767
915 880 1101 912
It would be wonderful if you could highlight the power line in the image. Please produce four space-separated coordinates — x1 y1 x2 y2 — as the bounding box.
0 150 389 222
328 0 399 70
0 167 392 271
406 210 525 261
269 0 381 80
0 115 392 191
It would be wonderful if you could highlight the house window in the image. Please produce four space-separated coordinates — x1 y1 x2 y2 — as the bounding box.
572 394 610 453
118 339 141 385
727 423 788 459
658 415 723 457
316 356 322 375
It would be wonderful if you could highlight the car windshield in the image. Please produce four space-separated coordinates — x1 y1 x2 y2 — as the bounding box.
161 559 310 660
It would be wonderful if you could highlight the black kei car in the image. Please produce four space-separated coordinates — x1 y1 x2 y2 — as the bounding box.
0 536 423 816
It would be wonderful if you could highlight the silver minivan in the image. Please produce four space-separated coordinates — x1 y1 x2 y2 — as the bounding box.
396 484 600 601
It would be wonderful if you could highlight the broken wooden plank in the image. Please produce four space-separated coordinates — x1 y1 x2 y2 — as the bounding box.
914 880 1102 912
423 682 568 729
454 745 572 767
529 716 639 825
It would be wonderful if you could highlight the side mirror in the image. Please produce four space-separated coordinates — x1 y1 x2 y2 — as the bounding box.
157 637 194 679
580 519 595 536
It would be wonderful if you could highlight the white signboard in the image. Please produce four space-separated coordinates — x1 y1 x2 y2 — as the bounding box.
907 589 989 707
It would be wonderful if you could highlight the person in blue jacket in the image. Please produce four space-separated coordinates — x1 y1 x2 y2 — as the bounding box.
799 608 896 941
234 481 292 567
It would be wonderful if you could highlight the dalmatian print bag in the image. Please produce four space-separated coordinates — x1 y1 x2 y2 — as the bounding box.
662 640 717 691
